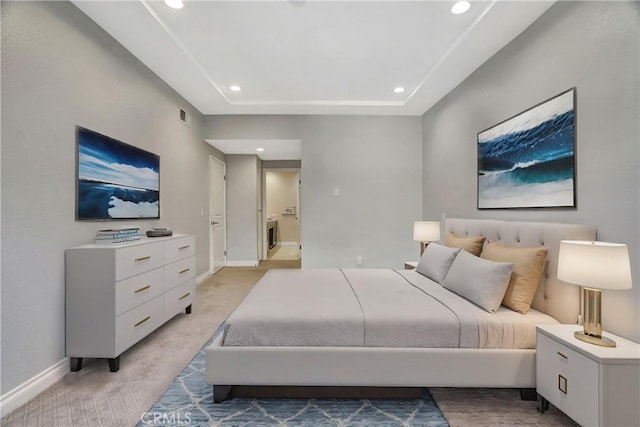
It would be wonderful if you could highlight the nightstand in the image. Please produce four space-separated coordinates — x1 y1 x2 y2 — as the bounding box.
404 261 418 270
536 324 640 427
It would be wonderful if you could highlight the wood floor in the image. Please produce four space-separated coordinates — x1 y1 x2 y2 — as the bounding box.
2 259 576 426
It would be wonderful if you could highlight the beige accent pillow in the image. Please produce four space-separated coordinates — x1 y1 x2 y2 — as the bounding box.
445 232 486 256
480 241 548 314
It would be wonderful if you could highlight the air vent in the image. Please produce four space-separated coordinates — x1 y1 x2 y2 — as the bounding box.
178 108 191 127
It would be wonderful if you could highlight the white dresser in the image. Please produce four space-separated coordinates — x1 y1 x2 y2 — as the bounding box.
66 234 196 372
536 324 640 427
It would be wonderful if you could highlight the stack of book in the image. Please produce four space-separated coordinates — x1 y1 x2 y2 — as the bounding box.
94 227 141 245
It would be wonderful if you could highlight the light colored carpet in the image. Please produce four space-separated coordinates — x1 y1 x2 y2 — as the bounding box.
2 259 576 427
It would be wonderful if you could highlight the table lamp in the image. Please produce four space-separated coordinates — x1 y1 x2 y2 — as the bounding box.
558 240 632 347
413 221 440 256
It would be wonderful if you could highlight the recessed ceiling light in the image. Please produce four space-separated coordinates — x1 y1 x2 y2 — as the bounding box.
165 0 184 10
230 85 242 92
451 1 470 15
256 148 265 152
393 87 405 94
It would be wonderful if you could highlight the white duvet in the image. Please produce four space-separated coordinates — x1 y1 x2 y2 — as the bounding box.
222 268 558 349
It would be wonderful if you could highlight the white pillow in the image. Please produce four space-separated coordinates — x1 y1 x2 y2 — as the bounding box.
416 243 462 284
442 250 514 313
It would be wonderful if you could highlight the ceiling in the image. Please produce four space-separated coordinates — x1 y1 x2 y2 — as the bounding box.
72 0 555 117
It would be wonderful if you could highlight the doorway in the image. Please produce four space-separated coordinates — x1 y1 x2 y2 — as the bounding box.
210 156 226 273
263 169 301 261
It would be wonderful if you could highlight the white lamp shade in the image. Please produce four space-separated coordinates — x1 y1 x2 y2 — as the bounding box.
558 240 632 290
413 221 440 242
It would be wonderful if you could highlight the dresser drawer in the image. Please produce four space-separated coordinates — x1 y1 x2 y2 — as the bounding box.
115 295 164 356
165 236 196 264
115 242 164 281
164 279 195 321
115 267 164 316
164 256 196 291
537 333 599 426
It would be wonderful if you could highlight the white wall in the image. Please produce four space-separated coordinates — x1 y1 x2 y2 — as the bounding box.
1 1 220 394
205 115 423 268
421 1 639 341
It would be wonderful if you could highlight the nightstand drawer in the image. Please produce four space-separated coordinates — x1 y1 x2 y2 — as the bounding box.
537 332 599 426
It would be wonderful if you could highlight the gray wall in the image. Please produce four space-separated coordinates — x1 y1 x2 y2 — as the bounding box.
421 1 639 341
225 155 261 264
1 1 218 393
205 115 423 269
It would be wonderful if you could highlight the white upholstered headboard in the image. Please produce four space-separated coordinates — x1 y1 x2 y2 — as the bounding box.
445 218 596 324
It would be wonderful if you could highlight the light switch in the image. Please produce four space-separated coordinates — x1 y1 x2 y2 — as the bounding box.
333 187 340 197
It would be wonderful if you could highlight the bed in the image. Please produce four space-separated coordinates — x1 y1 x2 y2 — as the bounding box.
205 218 596 402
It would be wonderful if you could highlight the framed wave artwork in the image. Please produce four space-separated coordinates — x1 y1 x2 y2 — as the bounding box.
477 88 576 209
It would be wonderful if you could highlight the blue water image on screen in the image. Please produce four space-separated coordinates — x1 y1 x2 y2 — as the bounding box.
77 127 159 220
478 90 575 208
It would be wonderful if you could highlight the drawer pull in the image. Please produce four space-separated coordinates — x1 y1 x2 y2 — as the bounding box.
178 292 191 301
558 374 567 394
134 285 151 294
179 268 190 274
179 245 190 250
134 316 151 327
134 256 151 262
557 351 568 359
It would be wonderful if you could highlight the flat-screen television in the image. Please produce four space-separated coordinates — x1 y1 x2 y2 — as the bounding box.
76 126 160 220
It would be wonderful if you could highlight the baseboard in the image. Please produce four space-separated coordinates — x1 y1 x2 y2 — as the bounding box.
196 271 211 284
0 357 68 416
226 260 259 267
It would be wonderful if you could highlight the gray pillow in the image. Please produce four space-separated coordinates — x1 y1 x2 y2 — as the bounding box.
416 243 462 284
442 250 514 313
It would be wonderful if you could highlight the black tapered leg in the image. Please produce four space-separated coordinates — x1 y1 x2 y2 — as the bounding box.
108 357 120 372
537 393 549 413
213 385 232 403
70 357 83 372
520 388 537 401
185 304 192 315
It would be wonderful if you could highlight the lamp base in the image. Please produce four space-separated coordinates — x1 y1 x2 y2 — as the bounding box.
574 331 616 347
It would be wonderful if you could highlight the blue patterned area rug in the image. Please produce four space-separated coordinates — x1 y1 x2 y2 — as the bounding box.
139 324 449 426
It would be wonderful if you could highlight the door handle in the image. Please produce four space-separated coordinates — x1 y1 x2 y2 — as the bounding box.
211 221 219 225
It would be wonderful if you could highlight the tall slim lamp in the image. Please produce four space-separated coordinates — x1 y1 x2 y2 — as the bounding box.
413 221 440 256
558 240 632 347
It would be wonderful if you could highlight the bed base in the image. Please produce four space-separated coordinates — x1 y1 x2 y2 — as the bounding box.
206 333 538 402
212 385 536 403
213 385 426 403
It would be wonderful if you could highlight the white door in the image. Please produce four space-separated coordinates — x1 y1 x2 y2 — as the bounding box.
296 171 302 258
210 157 226 273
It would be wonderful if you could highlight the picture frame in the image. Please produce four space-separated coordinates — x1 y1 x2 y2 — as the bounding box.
477 88 576 209
76 126 160 220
